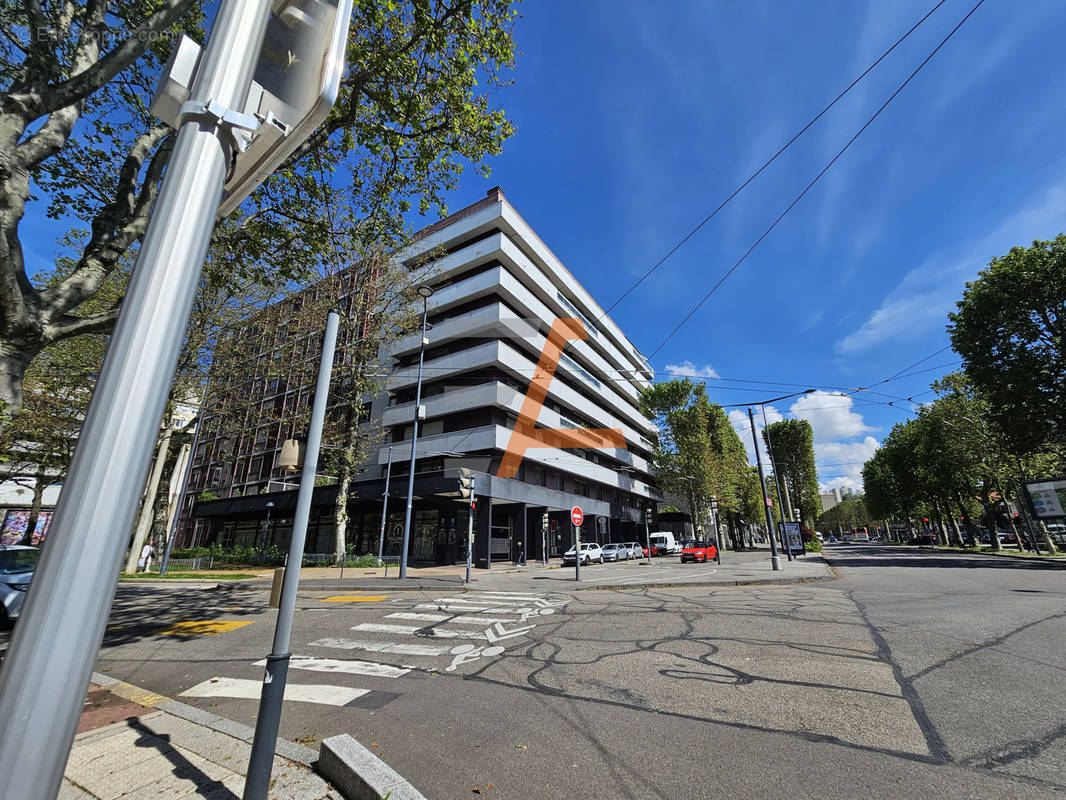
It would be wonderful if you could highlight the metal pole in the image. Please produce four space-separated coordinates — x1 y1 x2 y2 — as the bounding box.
465 493 475 584
0 1 273 794
160 373 211 575
244 311 339 799
749 408 782 571
761 404 792 562
644 507 652 564
574 520 581 581
259 503 274 555
710 498 721 564
400 295 430 578
377 446 392 561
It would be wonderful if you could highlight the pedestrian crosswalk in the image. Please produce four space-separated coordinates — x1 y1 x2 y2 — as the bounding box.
180 590 569 708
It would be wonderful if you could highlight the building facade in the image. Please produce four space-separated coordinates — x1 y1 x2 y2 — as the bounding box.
182 187 661 565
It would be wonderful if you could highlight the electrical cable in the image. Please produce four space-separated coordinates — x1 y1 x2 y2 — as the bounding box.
598 0 949 319
645 0 987 359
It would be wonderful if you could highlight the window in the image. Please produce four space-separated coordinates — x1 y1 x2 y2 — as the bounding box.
574 480 588 497
534 466 546 486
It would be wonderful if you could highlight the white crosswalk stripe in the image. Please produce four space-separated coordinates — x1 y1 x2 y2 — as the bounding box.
181 677 367 706
255 655 412 678
351 622 488 640
389 612 515 625
307 637 451 656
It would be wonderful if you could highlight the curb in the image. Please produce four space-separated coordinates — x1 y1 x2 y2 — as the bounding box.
569 573 837 592
318 734 427 800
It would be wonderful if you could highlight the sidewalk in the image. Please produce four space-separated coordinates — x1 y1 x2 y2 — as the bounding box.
225 547 835 593
63 674 335 800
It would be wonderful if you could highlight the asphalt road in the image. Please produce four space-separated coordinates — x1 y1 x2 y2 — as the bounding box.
5 545 1063 798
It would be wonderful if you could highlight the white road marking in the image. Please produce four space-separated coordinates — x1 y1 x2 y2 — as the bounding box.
433 596 535 607
478 591 541 598
352 622 487 640
308 637 451 656
181 677 368 706
414 603 501 614
255 656 411 678
387 612 514 625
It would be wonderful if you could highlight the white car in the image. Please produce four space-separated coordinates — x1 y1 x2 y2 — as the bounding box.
626 542 646 558
562 543 604 566
601 543 629 562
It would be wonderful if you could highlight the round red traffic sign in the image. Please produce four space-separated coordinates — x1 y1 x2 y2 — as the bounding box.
571 506 583 527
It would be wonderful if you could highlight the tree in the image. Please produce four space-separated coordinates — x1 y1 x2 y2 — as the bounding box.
819 496 874 533
762 418 820 527
706 403 754 549
948 235 1066 454
639 379 715 538
0 0 518 419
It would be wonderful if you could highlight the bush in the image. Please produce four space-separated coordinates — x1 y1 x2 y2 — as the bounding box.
804 539 823 552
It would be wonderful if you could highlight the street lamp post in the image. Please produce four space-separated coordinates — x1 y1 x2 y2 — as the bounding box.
259 501 275 556
400 285 433 579
748 407 782 571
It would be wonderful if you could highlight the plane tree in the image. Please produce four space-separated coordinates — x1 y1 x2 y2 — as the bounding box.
0 0 518 421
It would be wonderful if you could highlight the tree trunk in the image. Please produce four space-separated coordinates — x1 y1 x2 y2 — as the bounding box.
333 472 352 564
0 345 36 428
956 494 978 546
19 476 48 545
125 428 172 572
980 497 1001 550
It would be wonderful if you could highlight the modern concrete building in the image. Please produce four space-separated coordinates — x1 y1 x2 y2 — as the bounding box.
184 188 660 566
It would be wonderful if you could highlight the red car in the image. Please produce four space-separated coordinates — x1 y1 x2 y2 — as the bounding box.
680 539 717 563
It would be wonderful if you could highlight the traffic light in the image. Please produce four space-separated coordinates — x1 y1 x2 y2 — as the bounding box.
458 468 475 499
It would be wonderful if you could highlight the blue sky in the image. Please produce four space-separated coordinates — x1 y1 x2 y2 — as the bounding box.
443 0 1066 491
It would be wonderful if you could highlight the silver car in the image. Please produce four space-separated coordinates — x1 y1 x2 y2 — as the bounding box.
600 543 629 562
626 542 645 559
0 544 39 625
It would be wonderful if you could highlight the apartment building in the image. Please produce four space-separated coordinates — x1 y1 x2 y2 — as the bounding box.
183 187 660 566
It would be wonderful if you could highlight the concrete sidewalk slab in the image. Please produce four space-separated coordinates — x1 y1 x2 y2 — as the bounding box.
63 674 337 800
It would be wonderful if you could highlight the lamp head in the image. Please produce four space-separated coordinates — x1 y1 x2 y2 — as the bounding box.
416 285 434 298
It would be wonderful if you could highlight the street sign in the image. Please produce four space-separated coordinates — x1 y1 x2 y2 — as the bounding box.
220 0 353 215
1025 478 1066 518
571 506 584 527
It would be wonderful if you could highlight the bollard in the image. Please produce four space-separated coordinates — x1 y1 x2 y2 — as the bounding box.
269 568 285 608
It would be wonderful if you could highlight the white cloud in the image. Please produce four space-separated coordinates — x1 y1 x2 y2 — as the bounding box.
789 391 872 440
815 436 880 493
834 179 1066 354
665 360 719 379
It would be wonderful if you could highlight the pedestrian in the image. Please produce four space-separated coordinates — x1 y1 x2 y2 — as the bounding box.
515 542 525 566
138 542 155 572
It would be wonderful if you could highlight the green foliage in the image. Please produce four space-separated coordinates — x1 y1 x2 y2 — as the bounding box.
762 419 820 525
197 490 219 502
948 235 1066 454
820 496 875 529
804 539 822 552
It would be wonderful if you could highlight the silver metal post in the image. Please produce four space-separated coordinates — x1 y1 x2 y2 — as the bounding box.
160 373 211 575
244 310 339 799
400 291 431 578
644 507 652 564
465 492 475 584
377 446 392 561
749 407 782 571
574 521 581 581
0 1 273 794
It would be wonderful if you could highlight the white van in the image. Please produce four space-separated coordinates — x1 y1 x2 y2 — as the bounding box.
648 531 680 555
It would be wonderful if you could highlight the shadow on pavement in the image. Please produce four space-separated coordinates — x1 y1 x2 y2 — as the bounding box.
824 547 1066 571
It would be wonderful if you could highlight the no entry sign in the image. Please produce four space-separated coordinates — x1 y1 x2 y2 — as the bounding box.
571 506 584 527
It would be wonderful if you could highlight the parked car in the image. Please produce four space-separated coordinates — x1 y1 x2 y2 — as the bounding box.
0 544 39 625
680 539 718 563
907 533 938 546
627 542 647 558
601 543 629 562
648 531 680 556
562 543 604 566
